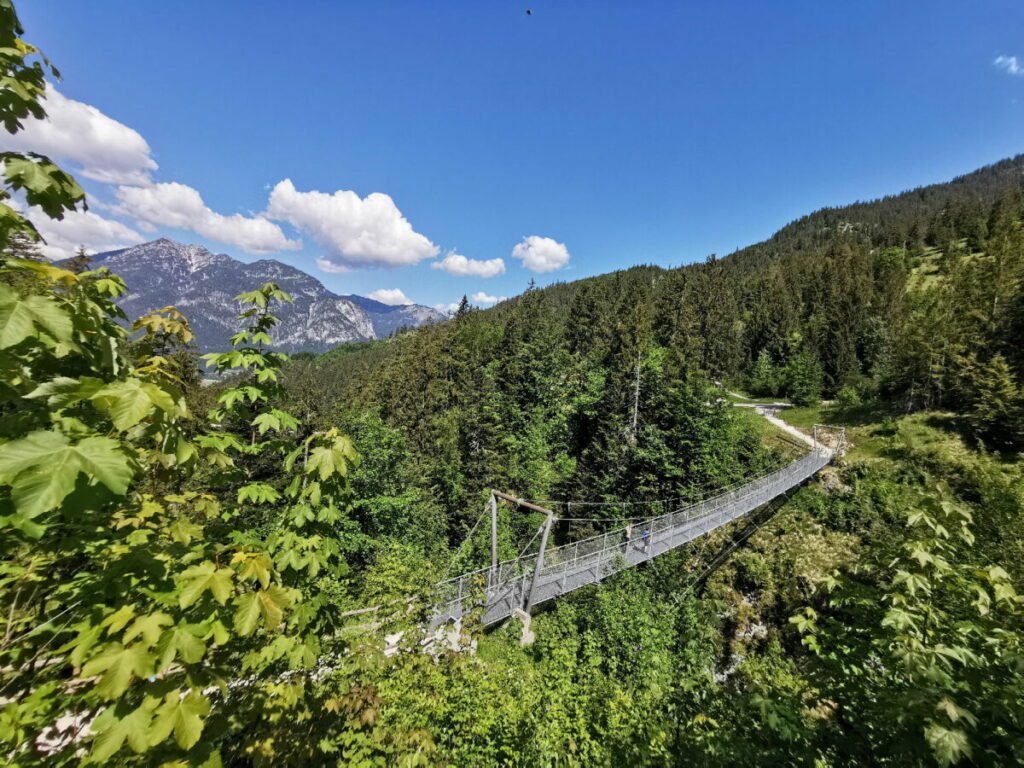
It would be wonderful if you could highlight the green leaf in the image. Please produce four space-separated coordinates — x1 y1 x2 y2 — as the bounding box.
178 562 234 608
140 380 175 413
90 379 158 431
252 411 281 435
65 623 104 669
122 612 173 648
156 624 207 670
233 586 290 635
233 552 273 589
274 408 299 431
7 445 79 520
90 703 153 760
24 375 104 407
101 605 138 635
288 503 316 528
81 643 154 699
72 436 132 492
175 436 197 466
0 201 39 242
0 283 73 348
0 512 46 536
233 592 261 637
237 482 280 505
169 516 202 545
924 722 971 766
235 288 269 308
0 431 131 520
149 690 210 751
306 436 358 481
259 585 290 630
935 698 978 727
3 154 85 217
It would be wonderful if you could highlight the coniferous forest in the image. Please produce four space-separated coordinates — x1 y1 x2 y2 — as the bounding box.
2 3 1024 766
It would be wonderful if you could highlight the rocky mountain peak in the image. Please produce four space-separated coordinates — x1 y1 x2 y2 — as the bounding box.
73 238 443 354
96 238 232 274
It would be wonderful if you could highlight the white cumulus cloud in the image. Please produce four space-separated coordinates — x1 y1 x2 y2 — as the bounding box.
266 179 439 270
114 182 301 255
316 257 349 274
369 288 413 306
0 86 157 185
1 88 452 268
431 250 505 278
994 55 1023 76
25 206 144 260
472 291 506 306
511 235 570 273
433 301 461 315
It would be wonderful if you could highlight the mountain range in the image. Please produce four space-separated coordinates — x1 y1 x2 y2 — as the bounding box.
73 239 444 354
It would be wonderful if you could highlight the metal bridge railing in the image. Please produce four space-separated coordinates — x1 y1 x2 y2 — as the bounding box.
432 441 836 627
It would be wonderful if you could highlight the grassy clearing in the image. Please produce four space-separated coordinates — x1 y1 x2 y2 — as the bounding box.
725 394 792 406
775 400 899 462
777 405 822 430
723 388 792 406
737 390 1013 468
773 402 1019 465
893 411 1022 467
733 407 806 459
905 245 944 291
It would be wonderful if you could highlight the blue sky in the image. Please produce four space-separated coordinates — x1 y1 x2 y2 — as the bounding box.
12 1 1024 310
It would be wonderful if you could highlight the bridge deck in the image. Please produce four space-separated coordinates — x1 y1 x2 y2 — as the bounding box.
432 446 833 627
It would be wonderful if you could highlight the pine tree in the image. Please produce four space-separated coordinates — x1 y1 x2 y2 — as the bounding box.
66 244 92 273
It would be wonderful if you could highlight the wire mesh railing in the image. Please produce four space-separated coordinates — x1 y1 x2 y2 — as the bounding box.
431 440 836 627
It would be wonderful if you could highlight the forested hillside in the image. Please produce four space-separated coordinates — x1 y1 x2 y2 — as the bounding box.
293 153 1024 506
1 2 1022 765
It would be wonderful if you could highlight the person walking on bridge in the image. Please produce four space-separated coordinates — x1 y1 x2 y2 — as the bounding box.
624 523 633 552
641 528 651 553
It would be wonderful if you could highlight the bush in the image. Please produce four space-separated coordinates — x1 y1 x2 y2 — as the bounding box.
836 386 861 411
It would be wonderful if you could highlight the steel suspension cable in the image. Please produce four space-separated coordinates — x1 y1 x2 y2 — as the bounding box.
515 522 546 560
518 455 791 510
441 505 490 579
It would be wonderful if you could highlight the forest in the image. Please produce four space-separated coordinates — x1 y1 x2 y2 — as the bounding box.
1 2 1024 766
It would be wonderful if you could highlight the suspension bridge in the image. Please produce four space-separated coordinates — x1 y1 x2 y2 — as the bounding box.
430 424 845 631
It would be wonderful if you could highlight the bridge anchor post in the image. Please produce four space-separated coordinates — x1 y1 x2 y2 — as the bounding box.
512 608 535 646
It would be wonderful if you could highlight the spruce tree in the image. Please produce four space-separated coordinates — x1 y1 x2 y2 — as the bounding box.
2 230 43 260
749 349 778 397
67 244 92 273
961 354 1022 448
784 349 824 406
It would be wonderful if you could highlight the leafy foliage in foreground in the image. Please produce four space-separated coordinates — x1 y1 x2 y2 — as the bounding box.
0 0 1022 763
0 271 364 765
792 480 1024 765
0 2 84 246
